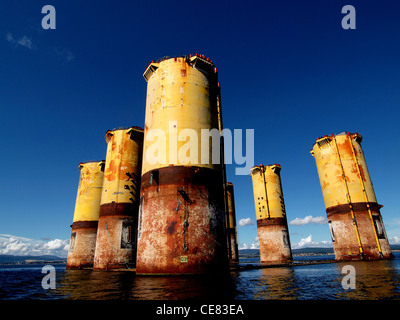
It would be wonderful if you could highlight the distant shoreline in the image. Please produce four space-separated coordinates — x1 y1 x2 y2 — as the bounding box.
0 260 67 266
292 252 334 256
0 249 398 266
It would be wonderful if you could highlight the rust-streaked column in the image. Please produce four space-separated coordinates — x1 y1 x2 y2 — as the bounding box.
311 132 392 261
136 55 228 275
67 161 105 269
93 127 143 270
226 182 239 263
250 164 292 264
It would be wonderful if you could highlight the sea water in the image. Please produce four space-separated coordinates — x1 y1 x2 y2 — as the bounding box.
1 252 400 300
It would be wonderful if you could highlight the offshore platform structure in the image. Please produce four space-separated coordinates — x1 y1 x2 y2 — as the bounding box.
66 54 394 274
135 55 229 274
311 132 392 260
66 161 105 269
93 127 144 270
250 164 292 264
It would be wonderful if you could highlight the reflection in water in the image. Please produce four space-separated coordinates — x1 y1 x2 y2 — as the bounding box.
3 252 400 300
253 267 298 300
230 254 400 300
231 267 300 300
334 260 400 300
127 273 235 300
56 270 236 300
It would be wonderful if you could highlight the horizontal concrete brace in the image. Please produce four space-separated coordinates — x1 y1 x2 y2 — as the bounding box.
71 220 98 229
99 202 139 217
326 202 382 217
141 166 223 190
257 217 288 227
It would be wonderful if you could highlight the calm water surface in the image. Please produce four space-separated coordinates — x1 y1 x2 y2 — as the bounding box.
1 252 400 300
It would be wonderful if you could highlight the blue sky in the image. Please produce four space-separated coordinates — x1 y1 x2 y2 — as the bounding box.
1 0 400 257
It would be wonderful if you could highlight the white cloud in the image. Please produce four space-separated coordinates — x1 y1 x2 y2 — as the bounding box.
250 237 259 249
289 215 328 226
238 218 255 227
297 234 313 247
389 236 400 244
239 234 332 251
239 237 259 250
6 33 75 63
53 47 75 62
42 239 68 251
0 234 69 257
17 36 33 49
6 33 33 49
6 33 13 42
291 234 332 249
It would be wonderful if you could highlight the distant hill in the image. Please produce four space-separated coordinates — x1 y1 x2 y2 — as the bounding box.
239 245 400 256
0 255 66 264
238 248 333 256
2 245 399 264
292 247 334 255
238 249 260 256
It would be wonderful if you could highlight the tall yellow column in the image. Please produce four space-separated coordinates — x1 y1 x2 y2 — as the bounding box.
93 127 143 270
136 55 228 274
250 164 292 264
311 132 392 260
67 161 104 269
